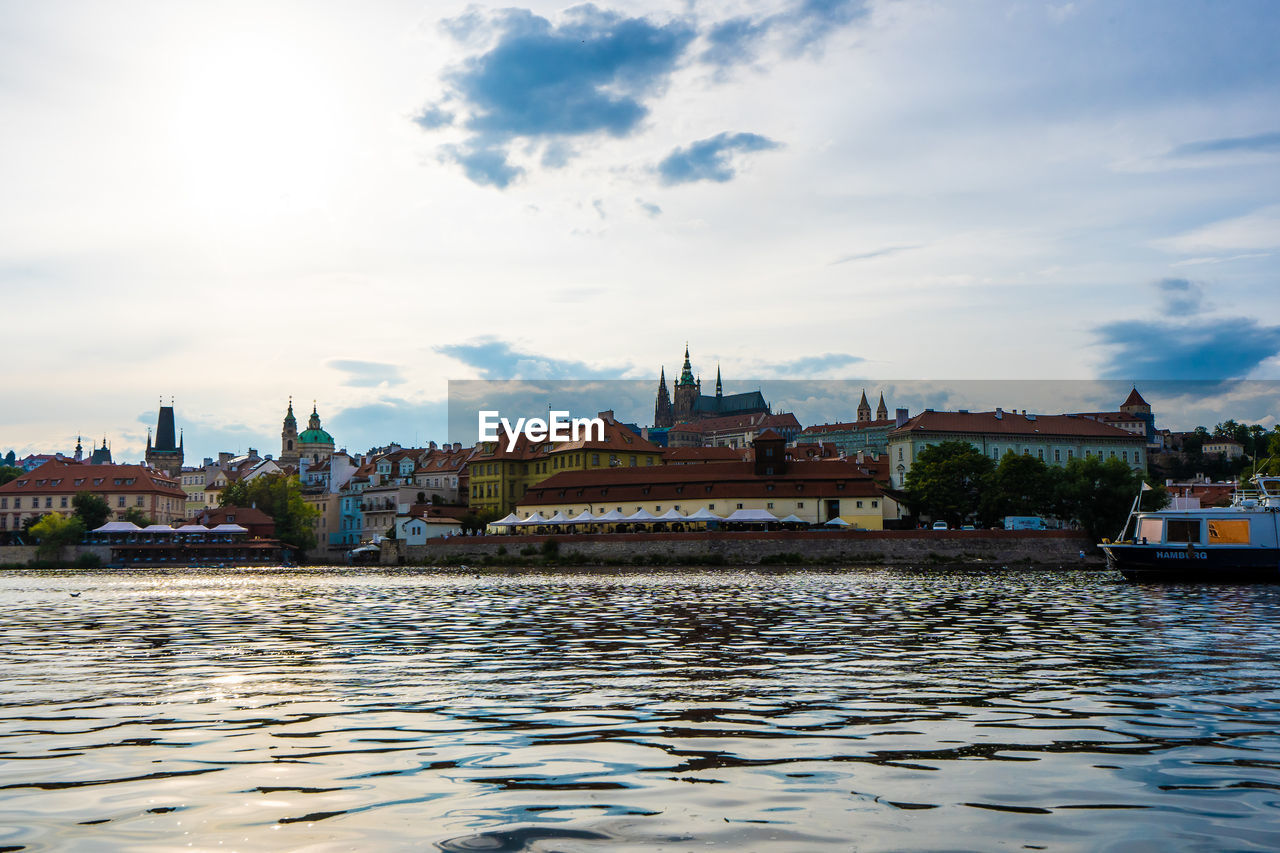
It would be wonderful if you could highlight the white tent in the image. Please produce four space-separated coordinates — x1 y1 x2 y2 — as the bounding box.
657 508 686 521
142 524 177 534
595 509 627 522
778 514 806 524
823 516 852 527
568 510 596 524
546 511 572 525
93 521 142 533
175 524 210 533
489 512 521 527
624 509 658 522
208 523 249 534
684 507 723 522
519 512 549 525
725 508 778 523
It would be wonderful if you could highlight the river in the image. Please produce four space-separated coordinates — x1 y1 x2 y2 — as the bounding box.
1 567 1278 851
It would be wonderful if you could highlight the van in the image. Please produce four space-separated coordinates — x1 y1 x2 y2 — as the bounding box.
1004 516 1046 530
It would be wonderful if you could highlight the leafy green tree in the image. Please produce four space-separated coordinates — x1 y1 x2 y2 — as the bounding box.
0 466 21 487
121 507 154 527
1055 456 1166 543
3 451 15 467
72 492 111 531
219 473 319 554
988 452 1059 521
904 441 996 527
30 513 86 560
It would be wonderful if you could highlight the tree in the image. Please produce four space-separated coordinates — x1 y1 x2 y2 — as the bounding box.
904 441 996 527
29 513 86 560
121 507 153 527
988 452 1059 522
72 492 111 531
1055 456 1166 543
0 466 21 487
220 473 319 555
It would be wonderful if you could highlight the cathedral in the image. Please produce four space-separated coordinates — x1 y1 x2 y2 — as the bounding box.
653 346 771 428
280 399 336 466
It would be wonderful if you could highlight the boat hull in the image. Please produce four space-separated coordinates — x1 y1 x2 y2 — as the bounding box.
1103 543 1280 583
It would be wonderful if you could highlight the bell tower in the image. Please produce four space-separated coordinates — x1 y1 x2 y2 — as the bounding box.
281 398 300 465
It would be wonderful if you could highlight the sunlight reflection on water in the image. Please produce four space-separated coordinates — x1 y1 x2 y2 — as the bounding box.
2 567 1280 851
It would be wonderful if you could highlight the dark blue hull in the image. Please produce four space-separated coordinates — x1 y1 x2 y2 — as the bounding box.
1103 543 1280 583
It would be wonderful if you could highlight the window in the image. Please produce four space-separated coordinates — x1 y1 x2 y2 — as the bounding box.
0 498 5 509
117 497 126 507
856 500 863 508
736 503 744 509
871 500 878 508
797 502 804 508
1038 449 1044 460
1054 449 1060 462
1166 519 1201 544
1208 519 1250 544
45 497 52 508
136 497 144 507
767 502 774 509
60 497 68 508
591 454 599 466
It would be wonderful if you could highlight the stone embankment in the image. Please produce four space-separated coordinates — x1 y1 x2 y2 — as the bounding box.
389 530 1099 568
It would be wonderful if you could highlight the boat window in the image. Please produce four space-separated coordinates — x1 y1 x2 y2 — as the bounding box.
1207 519 1250 544
1136 517 1163 543
1165 519 1201 544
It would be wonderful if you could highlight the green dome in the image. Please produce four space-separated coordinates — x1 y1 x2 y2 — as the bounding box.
298 428 334 445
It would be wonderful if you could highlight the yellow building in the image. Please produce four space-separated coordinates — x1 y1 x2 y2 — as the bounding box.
468 412 665 516
517 444 894 529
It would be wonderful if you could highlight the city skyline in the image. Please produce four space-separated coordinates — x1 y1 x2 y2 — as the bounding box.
3 1 1278 460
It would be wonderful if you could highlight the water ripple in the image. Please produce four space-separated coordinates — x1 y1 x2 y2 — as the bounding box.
1 567 1279 850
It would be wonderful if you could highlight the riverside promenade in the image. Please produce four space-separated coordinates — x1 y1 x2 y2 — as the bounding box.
388 529 1097 567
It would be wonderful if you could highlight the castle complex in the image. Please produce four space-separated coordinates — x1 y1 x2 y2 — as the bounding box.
653 345 771 428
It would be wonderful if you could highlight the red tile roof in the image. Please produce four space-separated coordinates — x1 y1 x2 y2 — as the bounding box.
663 447 745 464
0 460 184 497
669 412 801 434
1122 387 1149 407
891 410 1144 440
801 418 897 434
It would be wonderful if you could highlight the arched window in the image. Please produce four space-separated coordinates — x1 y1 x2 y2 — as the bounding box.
287 440 293 450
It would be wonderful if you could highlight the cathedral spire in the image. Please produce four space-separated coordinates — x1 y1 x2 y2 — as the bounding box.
678 344 696 386
715 364 722 397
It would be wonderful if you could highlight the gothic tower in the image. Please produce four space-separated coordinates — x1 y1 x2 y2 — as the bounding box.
856 390 872 424
654 367 673 428
281 398 300 465
673 344 700 424
876 393 888 421
145 398 184 477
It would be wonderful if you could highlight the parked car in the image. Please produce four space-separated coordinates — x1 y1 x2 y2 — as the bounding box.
961 524 976 530
932 521 949 530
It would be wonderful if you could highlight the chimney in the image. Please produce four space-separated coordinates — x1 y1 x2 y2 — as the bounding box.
598 409 615 421
996 408 1003 420
895 408 909 427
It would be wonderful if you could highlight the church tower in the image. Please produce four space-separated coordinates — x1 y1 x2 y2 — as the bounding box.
654 368 673 428
876 393 888 421
281 399 300 465
673 344 700 424
145 398 184 477
856 390 872 423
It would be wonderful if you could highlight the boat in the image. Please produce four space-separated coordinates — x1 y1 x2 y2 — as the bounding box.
1101 475 1280 582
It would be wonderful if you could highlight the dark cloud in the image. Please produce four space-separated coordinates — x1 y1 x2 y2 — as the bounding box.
436 337 630 379
1155 277 1203 315
658 132 780 185
440 143 524 188
327 359 407 388
832 245 921 264
701 0 870 67
1170 130 1280 157
421 6 695 186
771 353 864 376
413 105 455 130
1096 318 1280 380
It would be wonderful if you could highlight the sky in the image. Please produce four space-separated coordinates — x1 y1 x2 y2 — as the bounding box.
2 0 1278 462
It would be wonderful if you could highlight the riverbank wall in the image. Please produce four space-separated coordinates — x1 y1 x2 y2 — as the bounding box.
388 530 1098 568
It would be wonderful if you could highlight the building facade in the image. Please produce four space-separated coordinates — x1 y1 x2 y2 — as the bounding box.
0 460 187 530
887 409 1149 489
